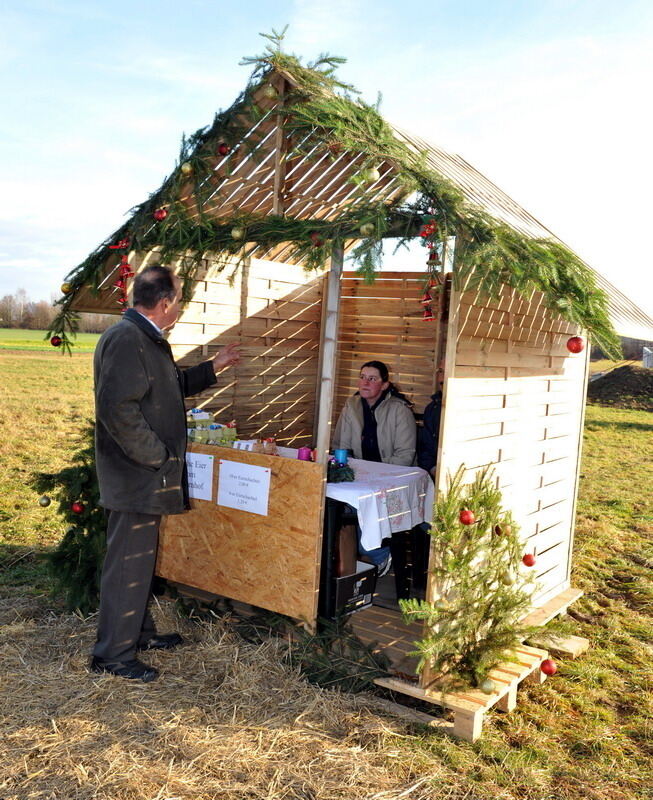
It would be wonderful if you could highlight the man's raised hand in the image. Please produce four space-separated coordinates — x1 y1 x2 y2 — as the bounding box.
212 342 241 372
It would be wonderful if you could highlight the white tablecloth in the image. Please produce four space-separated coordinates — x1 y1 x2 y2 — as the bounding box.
325 459 434 551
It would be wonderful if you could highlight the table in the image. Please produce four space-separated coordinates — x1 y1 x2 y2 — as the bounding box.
325 458 434 551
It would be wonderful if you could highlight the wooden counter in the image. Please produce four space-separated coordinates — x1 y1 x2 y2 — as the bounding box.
156 445 325 624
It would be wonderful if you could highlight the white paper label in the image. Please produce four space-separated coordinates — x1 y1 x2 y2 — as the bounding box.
217 459 271 516
185 452 214 501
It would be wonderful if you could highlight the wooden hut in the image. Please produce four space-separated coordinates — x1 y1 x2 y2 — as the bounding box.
60 56 653 738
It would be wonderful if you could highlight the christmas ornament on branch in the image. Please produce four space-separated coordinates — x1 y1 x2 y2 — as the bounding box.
566 336 585 354
32 423 106 614
49 42 621 359
400 466 537 691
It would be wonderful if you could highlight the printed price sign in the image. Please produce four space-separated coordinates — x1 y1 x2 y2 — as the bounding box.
185 452 214 501
217 459 271 516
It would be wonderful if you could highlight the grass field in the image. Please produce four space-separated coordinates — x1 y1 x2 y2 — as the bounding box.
1 349 652 800
0 327 100 352
588 358 639 375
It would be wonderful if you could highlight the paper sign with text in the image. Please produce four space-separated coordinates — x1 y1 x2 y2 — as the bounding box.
217 459 271 516
185 452 214 502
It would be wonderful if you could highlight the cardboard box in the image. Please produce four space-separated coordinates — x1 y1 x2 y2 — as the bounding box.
333 560 377 616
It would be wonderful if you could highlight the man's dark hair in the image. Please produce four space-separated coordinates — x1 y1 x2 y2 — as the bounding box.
132 265 177 309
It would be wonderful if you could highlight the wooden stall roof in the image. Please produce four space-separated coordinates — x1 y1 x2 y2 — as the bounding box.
68 67 653 342
391 126 653 341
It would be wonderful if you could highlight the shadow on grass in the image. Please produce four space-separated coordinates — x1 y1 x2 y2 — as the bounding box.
0 543 52 595
584 418 653 433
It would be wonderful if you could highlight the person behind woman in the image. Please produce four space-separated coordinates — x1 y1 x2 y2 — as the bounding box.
332 361 416 572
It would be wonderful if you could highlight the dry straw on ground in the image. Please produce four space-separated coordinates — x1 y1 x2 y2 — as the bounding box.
0 596 449 800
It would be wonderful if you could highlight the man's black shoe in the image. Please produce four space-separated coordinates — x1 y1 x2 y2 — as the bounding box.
137 632 184 652
90 657 158 682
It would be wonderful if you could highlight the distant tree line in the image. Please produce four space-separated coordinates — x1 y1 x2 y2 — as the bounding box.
0 289 115 333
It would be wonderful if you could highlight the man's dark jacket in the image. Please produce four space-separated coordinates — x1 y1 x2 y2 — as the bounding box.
94 309 216 515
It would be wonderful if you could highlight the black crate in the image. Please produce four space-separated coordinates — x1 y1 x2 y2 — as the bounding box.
333 561 377 616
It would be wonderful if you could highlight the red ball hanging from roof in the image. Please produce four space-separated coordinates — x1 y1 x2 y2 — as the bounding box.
566 336 585 354
50 335 62 347
153 208 168 222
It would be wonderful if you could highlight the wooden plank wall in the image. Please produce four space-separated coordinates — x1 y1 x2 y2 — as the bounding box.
166 256 326 446
333 272 439 421
437 284 588 605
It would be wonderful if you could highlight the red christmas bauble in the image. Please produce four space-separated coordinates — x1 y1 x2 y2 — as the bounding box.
153 208 168 222
71 502 85 514
566 336 584 354
540 658 557 676
309 231 324 247
459 509 475 525
50 335 62 347
217 143 230 156
522 553 536 567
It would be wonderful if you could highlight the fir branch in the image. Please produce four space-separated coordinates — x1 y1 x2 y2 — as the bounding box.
51 36 621 359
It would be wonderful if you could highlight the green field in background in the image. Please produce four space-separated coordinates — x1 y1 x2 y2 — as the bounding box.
0 328 100 352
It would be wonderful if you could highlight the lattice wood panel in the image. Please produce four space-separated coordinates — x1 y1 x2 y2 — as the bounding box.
333 272 439 423
167 258 326 447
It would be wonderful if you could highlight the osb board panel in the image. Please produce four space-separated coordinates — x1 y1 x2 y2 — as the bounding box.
436 284 587 606
156 445 324 623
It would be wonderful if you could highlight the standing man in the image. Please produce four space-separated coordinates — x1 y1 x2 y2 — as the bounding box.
90 265 240 682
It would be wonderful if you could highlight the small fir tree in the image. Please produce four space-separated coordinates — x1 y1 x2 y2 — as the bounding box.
400 466 535 690
33 423 105 614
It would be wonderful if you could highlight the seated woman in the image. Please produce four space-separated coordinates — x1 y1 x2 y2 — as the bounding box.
332 360 416 575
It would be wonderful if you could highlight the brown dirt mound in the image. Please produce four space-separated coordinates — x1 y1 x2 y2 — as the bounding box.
588 365 653 411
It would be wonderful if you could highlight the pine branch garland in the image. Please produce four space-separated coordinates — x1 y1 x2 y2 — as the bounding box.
49 37 621 358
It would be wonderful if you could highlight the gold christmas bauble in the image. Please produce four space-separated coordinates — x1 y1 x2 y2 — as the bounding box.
480 678 496 694
262 84 278 100
362 167 380 183
61 282 72 294
231 227 245 241
360 223 375 236
180 161 193 175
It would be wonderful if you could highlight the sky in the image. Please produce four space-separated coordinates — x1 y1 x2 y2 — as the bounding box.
1 0 652 317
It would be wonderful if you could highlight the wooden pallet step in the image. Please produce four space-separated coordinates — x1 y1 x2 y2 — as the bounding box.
528 633 589 659
375 644 550 742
